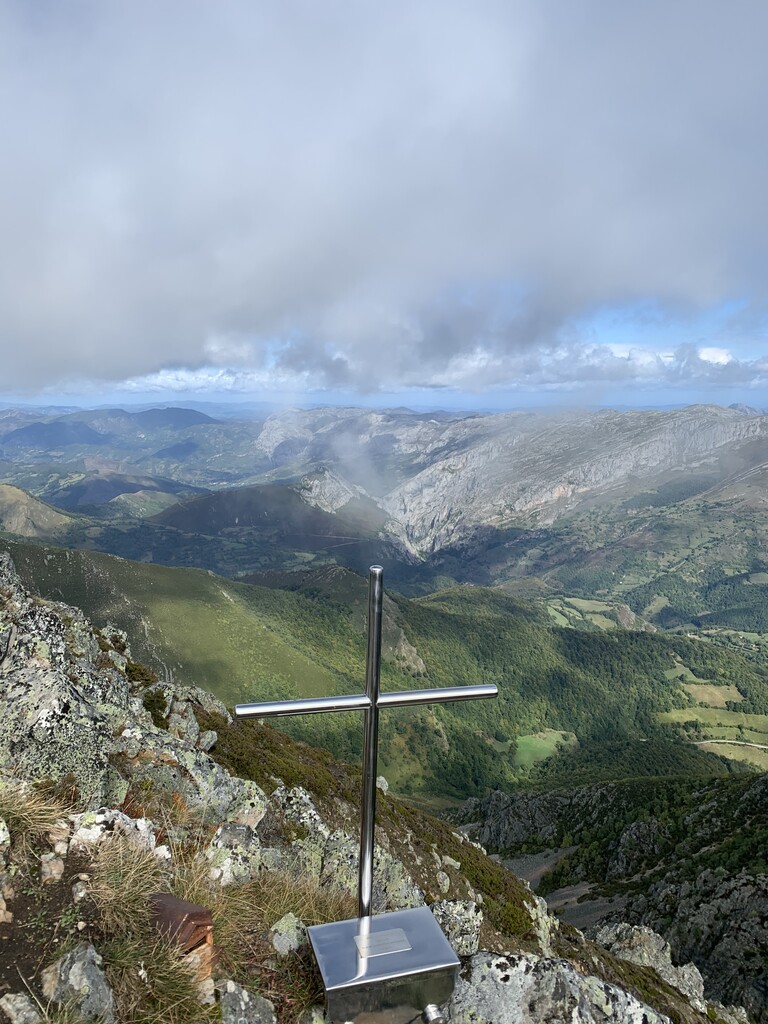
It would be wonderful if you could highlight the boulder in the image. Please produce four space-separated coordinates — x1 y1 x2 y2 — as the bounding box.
450 952 672 1024
41 942 115 1023
595 923 706 1012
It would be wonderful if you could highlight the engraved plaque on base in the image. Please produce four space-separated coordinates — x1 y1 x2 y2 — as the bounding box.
307 906 459 1024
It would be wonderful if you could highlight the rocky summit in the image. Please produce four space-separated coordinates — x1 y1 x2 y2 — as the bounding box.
0 550 753 1023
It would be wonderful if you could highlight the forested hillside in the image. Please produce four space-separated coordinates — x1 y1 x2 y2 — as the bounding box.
3 536 763 801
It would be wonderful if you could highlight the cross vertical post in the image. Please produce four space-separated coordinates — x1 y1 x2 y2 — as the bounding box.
234 565 498 918
359 564 383 918
234 565 498 1023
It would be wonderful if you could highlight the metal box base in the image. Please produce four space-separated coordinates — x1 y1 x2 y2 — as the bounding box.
307 906 459 1024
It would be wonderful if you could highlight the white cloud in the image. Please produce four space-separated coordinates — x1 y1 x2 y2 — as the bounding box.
0 1 767 399
698 347 734 365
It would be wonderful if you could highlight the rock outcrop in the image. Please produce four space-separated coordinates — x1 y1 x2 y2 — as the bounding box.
458 778 767 1021
450 952 673 1024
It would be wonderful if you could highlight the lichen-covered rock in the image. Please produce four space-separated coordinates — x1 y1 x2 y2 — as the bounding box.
0 664 125 805
270 911 307 955
69 807 167 855
206 822 261 885
595 923 706 1012
0 992 43 1024
0 556 261 818
255 786 423 913
449 952 672 1024
431 899 482 956
199 729 218 751
0 817 10 868
526 890 559 958
217 979 277 1024
227 779 268 829
41 942 115 1023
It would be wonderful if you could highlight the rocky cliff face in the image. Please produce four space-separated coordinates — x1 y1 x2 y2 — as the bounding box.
0 551 744 1024
248 404 768 556
458 782 767 1021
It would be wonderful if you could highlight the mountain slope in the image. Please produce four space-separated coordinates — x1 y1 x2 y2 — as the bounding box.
0 484 77 538
0 549 717 1024
4 536 763 801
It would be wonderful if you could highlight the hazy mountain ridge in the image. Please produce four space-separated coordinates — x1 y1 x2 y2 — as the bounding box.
4 401 768 639
2 403 767 562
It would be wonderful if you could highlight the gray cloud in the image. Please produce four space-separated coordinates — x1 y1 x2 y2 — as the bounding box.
1 0 768 395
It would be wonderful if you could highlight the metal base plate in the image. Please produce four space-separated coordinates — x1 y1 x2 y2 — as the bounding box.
308 906 459 1024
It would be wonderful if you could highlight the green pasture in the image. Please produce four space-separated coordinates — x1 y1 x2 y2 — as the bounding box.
546 597 618 631
642 595 669 617
663 660 708 683
682 683 743 707
663 708 768 733
514 730 577 769
696 741 768 771
135 573 341 704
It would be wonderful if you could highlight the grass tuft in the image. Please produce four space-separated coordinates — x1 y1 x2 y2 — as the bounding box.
103 933 218 1024
0 779 70 859
88 836 170 935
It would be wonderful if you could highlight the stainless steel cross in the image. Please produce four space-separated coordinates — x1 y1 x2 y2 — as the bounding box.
234 565 497 919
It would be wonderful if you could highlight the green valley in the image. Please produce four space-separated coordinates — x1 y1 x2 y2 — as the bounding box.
3 535 764 801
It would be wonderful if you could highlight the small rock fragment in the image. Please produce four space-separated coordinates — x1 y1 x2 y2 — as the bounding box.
40 852 65 883
0 992 43 1024
270 911 307 955
217 979 277 1024
41 941 115 1023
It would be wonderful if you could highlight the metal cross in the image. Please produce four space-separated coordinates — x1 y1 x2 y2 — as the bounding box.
235 565 497 919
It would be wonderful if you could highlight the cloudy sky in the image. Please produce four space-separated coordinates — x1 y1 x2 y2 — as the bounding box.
2 0 768 410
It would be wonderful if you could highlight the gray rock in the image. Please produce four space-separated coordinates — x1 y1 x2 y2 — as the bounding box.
39 852 65 883
595 923 706 1012
0 993 43 1024
450 952 672 1024
227 779 268 829
621 867 768 1018
0 557 259 819
217 979 277 1024
0 817 10 868
198 729 218 751
526 890 559 958
270 912 307 955
41 942 115 1023
206 822 261 885
0 663 123 807
69 808 163 853
166 699 201 745
430 900 482 956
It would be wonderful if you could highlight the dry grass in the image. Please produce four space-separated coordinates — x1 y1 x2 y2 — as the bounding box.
88 836 170 935
0 779 70 860
103 933 218 1024
167 836 356 975
84 825 355 1023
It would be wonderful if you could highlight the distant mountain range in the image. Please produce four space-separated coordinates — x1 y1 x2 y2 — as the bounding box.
2 402 768 618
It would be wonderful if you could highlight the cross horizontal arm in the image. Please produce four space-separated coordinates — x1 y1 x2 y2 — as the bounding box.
234 683 498 720
235 693 371 718
378 683 498 709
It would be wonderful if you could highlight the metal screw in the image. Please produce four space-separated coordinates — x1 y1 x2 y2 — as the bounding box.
422 1005 447 1024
